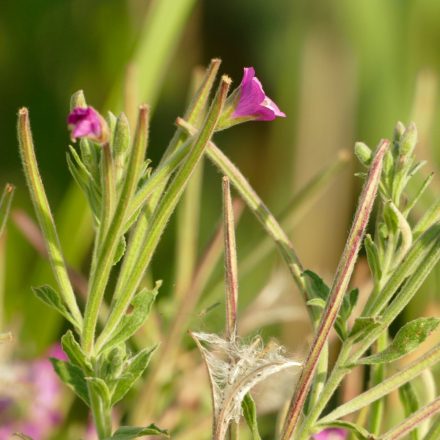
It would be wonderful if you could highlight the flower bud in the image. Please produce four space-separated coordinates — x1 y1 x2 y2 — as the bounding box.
354 142 372 167
67 106 109 144
400 122 417 156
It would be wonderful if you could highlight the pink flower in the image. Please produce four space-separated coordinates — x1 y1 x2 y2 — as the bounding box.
232 67 286 121
312 428 347 440
67 106 107 143
0 345 65 439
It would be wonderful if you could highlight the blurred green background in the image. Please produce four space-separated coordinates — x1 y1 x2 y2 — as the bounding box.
1 0 440 436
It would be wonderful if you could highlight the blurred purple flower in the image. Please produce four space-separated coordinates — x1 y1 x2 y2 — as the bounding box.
67 106 106 142
312 428 347 440
0 344 65 439
232 67 286 121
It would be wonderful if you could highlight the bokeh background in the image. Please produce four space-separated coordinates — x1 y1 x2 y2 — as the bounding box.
1 0 440 438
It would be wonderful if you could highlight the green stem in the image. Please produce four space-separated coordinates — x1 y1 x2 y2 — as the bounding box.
174 125 307 299
320 345 440 423
382 398 440 440
88 383 112 439
95 77 230 352
223 176 239 341
17 108 83 329
369 333 387 434
280 139 389 440
82 105 149 354
112 59 221 305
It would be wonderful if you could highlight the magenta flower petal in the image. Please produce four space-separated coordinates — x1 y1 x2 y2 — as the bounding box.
233 67 286 121
67 107 103 141
312 428 347 440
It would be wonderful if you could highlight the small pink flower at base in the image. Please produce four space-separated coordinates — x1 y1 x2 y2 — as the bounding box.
233 67 286 121
0 344 65 440
67 106 108 144
312 428 347 440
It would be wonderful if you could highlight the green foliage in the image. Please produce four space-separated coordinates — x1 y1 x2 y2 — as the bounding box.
357 318 440 365
105 424 169 439
304 270 359 339
242 394 262 440
50 358 90 405
103 283 160 351
32 285 80 332
111 346 157 405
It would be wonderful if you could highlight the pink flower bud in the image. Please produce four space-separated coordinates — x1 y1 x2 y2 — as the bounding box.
67 106 108 143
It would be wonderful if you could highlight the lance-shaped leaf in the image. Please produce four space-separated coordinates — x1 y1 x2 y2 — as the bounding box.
242 393 262 440
191 332 301 440
111 345 157 405
61 330 93 372
103 282 160 350
50 358 89 405
105 424 169 439
356 318 440 365
33 285 81 332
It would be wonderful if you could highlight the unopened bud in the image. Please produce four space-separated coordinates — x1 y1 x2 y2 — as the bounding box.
354 142 372 166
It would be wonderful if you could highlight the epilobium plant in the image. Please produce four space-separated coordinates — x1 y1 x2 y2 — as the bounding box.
15 57 440 440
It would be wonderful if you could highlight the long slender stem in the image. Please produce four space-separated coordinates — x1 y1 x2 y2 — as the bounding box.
17 108 83 328
320 345 440 423
130 202 242 423
178 122 307 300
280 139 389 440
223 177 238 341
380 398 440 440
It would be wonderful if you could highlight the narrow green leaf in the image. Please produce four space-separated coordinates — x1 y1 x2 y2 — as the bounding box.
113 236 126 266
315 420 374 439
242 394 262 440
61 330 92 372
307 298 326 309
32 285 80 331
50 358 89 405
106 424 169 439
104 283 160 350
348 317 383 343
86 377 111 409
320 344 440 424
357 318 440 365
303 270 329 300
111 345 157 405
18 108 83 327
364 234 382 281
